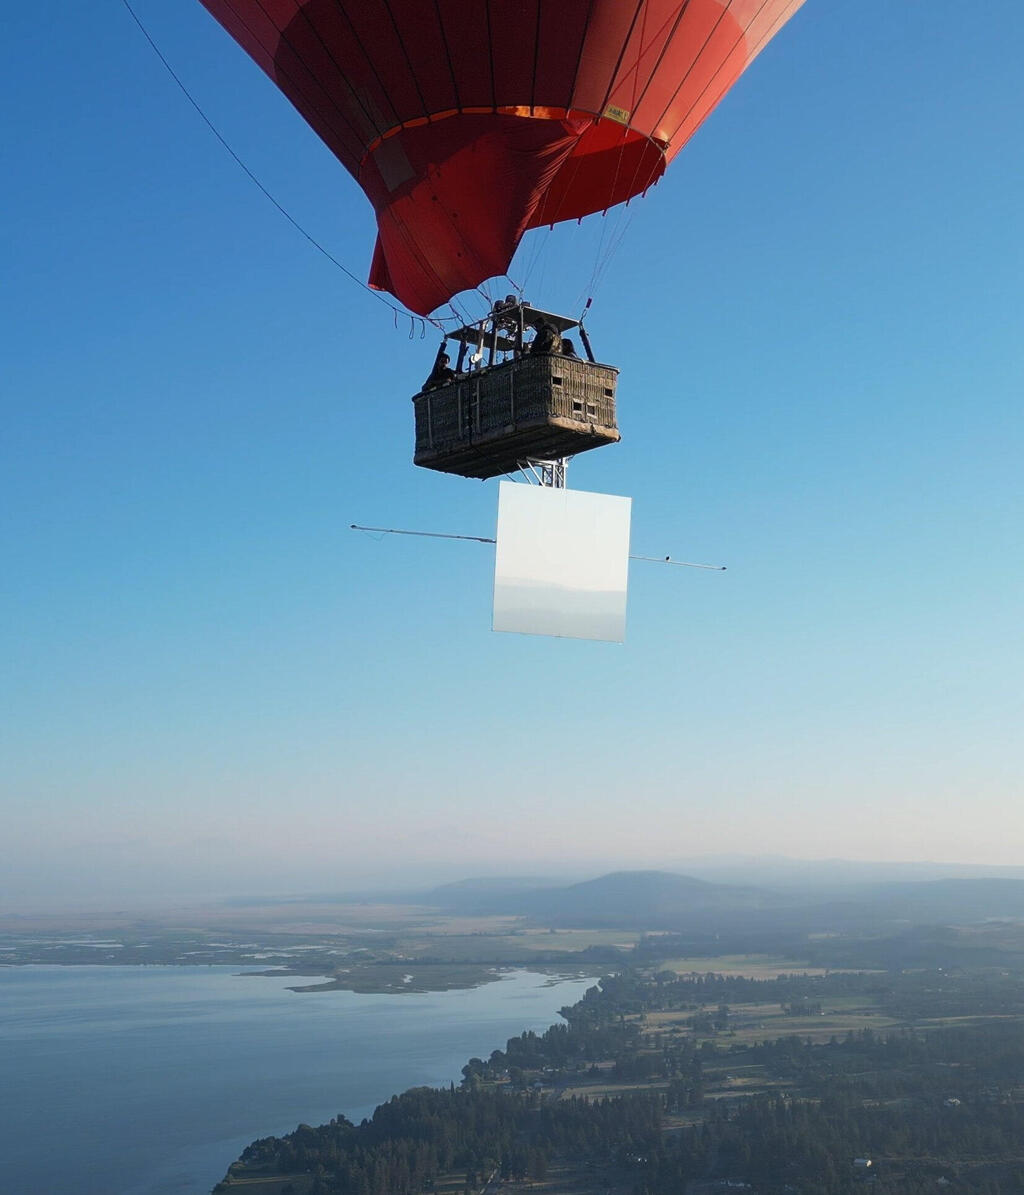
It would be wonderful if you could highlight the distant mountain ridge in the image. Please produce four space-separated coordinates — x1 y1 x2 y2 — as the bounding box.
428 876 559 898
421 869 1024 932
424 869 792 927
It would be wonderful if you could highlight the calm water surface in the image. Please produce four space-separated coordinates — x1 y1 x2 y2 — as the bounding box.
0 966 598 1195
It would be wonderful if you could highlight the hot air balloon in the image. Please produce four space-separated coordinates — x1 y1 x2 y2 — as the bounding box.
198 0 804 479
198 0 805 317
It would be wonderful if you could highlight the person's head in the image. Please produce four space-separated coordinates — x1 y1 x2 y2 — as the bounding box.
438 352 450 366
562 338 575 354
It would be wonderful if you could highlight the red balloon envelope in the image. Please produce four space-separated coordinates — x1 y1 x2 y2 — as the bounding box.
198 0 804 315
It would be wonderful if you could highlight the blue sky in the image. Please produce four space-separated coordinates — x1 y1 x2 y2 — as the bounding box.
3 3 1022 910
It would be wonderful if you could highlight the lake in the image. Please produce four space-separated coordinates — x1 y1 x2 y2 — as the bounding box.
0 965 599 1195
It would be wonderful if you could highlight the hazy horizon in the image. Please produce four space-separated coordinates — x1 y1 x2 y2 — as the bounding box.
7 851 1024 917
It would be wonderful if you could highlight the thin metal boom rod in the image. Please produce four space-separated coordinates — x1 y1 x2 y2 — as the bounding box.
629 555 727 571
351 525 725 569
350 524 495 544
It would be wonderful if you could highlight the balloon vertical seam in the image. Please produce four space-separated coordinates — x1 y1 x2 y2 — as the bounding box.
330 1 403 129
569 0 599 114
287 0 384 149
380 0 431 123
431 0 462 116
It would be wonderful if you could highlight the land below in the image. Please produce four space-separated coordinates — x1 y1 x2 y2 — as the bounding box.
7 866 1024 1189
213 958 1024 1195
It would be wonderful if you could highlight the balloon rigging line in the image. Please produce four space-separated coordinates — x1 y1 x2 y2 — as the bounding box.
592 206 638 300
587 208 613 300
577 10 713 303
586 209 625 304
350 525 726 570
517 226 552 295
521 229 553 296
119 0 459 334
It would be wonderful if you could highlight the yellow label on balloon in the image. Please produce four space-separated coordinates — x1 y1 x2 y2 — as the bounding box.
604 105 631 125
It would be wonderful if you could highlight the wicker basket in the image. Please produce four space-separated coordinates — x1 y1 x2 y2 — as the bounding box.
413 353 619 479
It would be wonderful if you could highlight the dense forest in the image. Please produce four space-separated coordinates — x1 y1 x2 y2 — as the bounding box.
222 1088 660 1195
215 966 1024 1195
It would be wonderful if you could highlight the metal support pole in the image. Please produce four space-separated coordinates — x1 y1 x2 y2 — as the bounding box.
517 457 569 487
577 322 596 363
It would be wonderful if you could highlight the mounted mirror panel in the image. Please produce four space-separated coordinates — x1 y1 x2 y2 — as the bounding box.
493 482 631 642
